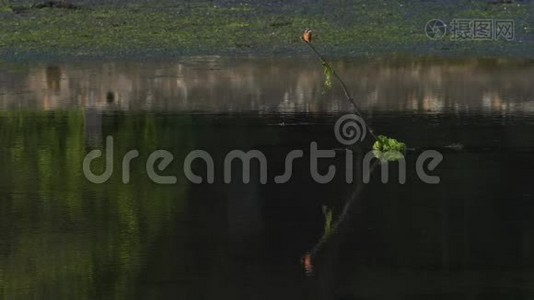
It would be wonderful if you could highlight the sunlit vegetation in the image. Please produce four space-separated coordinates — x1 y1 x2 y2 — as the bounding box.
372 135 406 161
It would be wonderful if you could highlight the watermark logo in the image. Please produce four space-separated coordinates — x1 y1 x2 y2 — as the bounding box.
425 19 447 40
82 114 444 185
334 114 367 145
425 18 514 41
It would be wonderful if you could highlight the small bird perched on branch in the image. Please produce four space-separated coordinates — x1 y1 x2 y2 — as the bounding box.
302 29 312 43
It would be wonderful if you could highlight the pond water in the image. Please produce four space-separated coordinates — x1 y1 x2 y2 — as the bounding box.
1 57 534 299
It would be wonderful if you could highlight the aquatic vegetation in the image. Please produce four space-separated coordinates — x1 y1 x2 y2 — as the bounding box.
372 135 406 161
0 1 532 59
372 135 406 153
0 6 10 13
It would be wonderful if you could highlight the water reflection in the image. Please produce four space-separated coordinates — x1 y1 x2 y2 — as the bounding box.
1 57 534 299
0 111 196 299
1 57 533 114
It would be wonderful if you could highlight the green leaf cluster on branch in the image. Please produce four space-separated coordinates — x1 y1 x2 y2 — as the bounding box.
372 135 406 161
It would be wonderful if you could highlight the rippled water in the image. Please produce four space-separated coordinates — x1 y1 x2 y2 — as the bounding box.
1 57 534 299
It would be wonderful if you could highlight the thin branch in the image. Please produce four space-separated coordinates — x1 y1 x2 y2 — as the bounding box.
303 40 379 142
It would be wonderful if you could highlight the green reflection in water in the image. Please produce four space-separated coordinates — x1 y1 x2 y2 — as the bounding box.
0 110 193 299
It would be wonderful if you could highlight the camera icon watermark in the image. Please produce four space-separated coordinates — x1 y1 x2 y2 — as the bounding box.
425 19 448 40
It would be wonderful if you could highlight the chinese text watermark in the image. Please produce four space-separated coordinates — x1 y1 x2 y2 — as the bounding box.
425 18 514 41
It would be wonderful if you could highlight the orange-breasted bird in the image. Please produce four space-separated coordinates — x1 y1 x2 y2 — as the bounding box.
302 29 312 43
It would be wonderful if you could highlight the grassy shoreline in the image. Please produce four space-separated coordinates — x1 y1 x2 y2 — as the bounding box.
0 1 532 61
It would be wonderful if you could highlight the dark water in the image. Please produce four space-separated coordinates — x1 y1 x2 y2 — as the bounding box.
1 57 534 299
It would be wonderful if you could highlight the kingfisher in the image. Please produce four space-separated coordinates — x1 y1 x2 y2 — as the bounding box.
302 29 312 43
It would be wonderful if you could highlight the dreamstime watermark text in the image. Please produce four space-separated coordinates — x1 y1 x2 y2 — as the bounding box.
83 114 444 185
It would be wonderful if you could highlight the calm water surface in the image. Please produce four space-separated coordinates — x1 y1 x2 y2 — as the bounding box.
1 57 534 299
